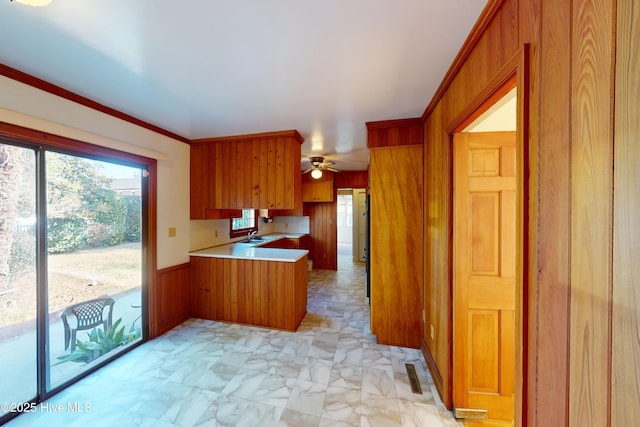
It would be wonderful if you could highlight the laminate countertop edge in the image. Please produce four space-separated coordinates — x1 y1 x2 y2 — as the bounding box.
189 233 309 262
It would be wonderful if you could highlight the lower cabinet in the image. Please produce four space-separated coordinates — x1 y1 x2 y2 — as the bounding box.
190 255 308 331
259 238 296 249
258 236 309 250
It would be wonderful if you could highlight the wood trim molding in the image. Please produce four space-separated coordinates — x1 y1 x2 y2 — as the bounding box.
156 262 191 275
0 121 153 165
0 63 190 144
422 340 447 407
365 118 421 129
447 54 520 134
146 161 159 339
450 74 517 134
421 0 506 121
192 129 305 144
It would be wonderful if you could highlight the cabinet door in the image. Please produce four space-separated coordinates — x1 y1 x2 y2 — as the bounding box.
267 208 303 216
214 136 302 210
205 208 243 219
302 181 334 202
190 257 212 319
260 238 299 249
298 235 310 251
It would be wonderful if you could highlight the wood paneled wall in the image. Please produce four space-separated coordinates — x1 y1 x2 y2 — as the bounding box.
420 0 640 425
421 0 521 408
335 170 368 189
369 145 423 348
151 263 191 338
569 1 614 426
612 2 640 426
304 199 337 271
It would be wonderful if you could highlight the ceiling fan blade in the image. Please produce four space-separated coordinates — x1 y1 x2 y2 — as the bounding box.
302 167 313 174
326 167 340 173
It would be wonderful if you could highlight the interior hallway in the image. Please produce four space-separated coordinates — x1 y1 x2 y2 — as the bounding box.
6 257 460 427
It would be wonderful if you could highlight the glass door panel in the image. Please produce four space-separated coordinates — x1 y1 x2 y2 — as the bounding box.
45 152 143 389
0 144 37 416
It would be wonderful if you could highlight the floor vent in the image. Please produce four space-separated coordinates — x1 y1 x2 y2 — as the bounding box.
405 363 423 394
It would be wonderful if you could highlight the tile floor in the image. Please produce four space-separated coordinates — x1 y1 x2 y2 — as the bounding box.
6 257 462 427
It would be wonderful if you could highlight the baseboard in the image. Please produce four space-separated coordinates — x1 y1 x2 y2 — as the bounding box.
421 338 450 409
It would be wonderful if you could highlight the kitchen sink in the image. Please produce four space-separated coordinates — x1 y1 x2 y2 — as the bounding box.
241 238 263 243
238 234 279 244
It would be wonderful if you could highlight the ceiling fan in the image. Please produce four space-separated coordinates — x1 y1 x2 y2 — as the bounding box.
302 156 339 179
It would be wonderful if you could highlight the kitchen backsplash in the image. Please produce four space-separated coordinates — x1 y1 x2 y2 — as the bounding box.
190 216 309 251
272 216 310 234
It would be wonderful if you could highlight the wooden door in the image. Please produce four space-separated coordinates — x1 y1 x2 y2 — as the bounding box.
453 132 516 424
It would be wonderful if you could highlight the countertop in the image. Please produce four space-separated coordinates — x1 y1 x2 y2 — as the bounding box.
189 233 309 262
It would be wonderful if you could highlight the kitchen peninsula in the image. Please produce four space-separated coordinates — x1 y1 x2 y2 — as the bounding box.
190 234 308 331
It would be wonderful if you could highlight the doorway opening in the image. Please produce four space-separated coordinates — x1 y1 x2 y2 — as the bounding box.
337 190 353 258
452 80 519 426
337 188 367 266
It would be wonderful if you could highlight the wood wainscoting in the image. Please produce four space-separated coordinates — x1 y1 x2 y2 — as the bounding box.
150 262 191 338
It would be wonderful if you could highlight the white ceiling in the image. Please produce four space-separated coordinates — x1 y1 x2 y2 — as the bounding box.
0 0 487 170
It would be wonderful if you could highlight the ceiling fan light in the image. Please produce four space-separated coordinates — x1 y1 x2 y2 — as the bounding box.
14 0 52 6
311 169 323 179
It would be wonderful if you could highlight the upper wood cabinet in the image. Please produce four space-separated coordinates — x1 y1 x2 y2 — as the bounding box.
190 130 304 218
301 171 334 202
190 142 242 219
302 181 334 202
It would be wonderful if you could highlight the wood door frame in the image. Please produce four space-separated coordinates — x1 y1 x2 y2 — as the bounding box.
447 46 530 425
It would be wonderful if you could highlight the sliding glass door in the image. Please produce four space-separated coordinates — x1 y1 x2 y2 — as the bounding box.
45 152 143 389
0 140 148 421
0 144 37 414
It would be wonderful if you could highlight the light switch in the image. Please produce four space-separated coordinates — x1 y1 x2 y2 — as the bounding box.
168 227 176 237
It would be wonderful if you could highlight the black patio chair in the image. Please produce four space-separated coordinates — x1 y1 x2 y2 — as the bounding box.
60 297 115 352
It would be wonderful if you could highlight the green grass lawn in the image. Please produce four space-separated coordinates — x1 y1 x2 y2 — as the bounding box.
1 242 142 327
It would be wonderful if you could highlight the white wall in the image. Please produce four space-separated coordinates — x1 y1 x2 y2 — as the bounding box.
272 216 310 234
0 75 190 269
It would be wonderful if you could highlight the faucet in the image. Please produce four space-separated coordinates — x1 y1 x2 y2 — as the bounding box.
248 230 257 241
